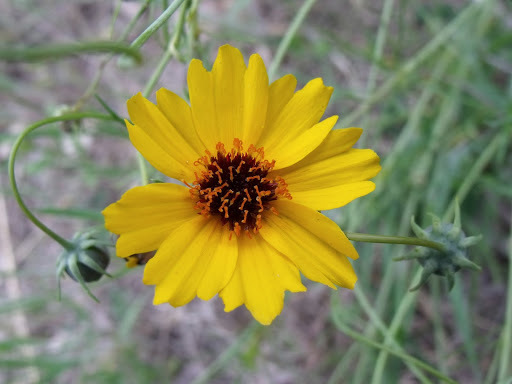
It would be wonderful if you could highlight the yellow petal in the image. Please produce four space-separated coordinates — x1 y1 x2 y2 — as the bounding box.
187 58 217 151
102 183 197 257
155 88 206 155
219 235 306 325
263 74 297 134
277 148 381 189
127 93 199 173
259 78 333 150
212 45 247 144
289 181 376 210
196 223 238 301
125 120 193 181
219 261 243 312
303 127 364 161
259 200 358 289
242 53 269 146
269 115 338 170
145 216 221 306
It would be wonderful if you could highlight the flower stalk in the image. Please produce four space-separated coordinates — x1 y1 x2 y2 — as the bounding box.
346 232 446 253
8 112 117 251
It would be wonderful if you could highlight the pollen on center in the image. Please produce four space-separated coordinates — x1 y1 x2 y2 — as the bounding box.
188 138 292 238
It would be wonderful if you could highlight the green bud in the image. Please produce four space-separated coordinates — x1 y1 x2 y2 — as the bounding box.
403 212 481 291
117 54 138 69
56 230 111 301
63 246 109 283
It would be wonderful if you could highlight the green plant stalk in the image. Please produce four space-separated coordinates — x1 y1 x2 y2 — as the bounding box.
109 0 123 37
8 113 116 251
130 0 187 50
368 130 503 381
381 53 453 174
370 266 422 383
359 0 396 148
331 310 457 384
498 209 512 380
340 1 479 127
345 232 445 252
431 279 449 374
370 77 464 382
0 41 142 63
443 131 505 223
268 0 317 80
365 0 395 98
351 288 433 383
186 0 200 59
370 4 493 373
326 345 361 384
190 321 262 384
142 0 189 97
136 155 149 186
359 194 419 384
484 341 502 384
134 0 189 186
161 0 172 46
73 0 152 111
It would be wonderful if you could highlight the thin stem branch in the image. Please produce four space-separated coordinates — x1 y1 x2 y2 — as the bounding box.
498 208 512 380
72 0 152 111
331 311 458 384
346 232 445 252
340 1 479 127
0 41 142 63
142 0 189 97
130 0 187 50
8 113 116 251
268 0 317 80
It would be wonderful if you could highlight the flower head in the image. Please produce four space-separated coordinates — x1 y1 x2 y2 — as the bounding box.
102 45 381 324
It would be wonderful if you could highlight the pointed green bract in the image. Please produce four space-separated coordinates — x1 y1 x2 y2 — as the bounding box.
400 212 481 291
410 216 428 239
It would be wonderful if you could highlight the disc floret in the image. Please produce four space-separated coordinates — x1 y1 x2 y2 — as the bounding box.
190 138 291 238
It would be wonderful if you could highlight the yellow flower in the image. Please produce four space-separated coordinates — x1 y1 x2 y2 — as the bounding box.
102 45 381 325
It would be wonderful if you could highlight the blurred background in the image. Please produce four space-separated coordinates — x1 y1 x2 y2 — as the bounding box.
1 0 511 383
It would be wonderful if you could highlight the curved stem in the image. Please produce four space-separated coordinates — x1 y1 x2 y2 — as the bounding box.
345 232 446 253
8 112 117 251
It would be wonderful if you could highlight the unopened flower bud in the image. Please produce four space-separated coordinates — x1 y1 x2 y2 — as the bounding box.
395 204 481 291
56 230 111 301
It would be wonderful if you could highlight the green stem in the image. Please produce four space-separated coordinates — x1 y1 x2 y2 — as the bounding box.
340 1 479 127
364 0 395 102
0 41 142 63
142 0 189 97
268 0 317 80
136 154 149 186
133 0 189 186
498 208 512 380
72 0 152 111
346 232 446 252
331 311 458 384
190 322 262 384
130 0 188 50
8 113 116 251
443 131 505 222
350 288 433 383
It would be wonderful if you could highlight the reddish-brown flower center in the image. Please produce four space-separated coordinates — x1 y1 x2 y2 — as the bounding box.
189 139 291 238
